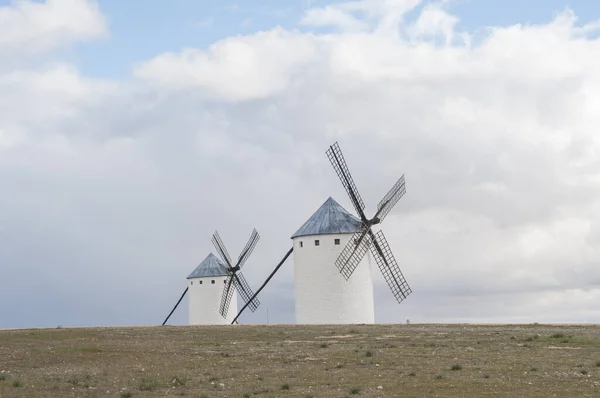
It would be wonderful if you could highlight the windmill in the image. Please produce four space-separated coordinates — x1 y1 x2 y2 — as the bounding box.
161 229 261 325
211 229 261 318
326 141 411 304
230 141 411 325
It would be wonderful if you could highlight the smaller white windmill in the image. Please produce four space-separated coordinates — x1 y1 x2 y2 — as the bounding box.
162 229 261 325
186 253 238 324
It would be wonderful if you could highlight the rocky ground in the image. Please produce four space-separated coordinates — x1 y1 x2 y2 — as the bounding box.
1 323 600 397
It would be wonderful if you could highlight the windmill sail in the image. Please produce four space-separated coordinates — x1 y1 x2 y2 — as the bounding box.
212 229 262 319
326 141 412 304
219 277 236 317
375 174 406 223
335 224 372 280
369 230 412 303
326 142 367 219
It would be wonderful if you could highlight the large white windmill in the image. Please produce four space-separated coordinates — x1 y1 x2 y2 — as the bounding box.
291 142 412 324
291 196 376 324
230 142 412 325
162 229 261 325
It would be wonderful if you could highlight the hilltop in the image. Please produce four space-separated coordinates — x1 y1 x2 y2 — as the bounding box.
1 324 600 397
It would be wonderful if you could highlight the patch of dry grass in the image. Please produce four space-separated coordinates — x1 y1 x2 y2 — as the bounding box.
1 324 600 396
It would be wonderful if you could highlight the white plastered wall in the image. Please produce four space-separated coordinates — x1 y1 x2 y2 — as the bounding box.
292 233 375 324
188 275 238 325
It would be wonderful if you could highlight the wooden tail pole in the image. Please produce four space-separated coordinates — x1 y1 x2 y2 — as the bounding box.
231 247 294 325
162 287 189 326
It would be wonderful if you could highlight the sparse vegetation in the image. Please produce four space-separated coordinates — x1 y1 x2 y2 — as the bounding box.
1 324 599 397
66 345 103 353
138 377 158 391
350 387 361 394
171 376 185 386
66 374 91 387
320 342 328 348
281 383 290 390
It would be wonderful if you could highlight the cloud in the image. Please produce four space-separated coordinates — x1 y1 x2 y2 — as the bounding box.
2 0 600 327
407 2 459 44
300 5 369 31
0 0 107 59
300 0 424 34
133 27 318 101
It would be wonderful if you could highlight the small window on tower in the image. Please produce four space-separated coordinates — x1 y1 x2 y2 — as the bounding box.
315 239 320 246
300 241 303 248
334 238 340 245
211 280 215 284
191 281 193 285
224 280 227 284
199 280 203 285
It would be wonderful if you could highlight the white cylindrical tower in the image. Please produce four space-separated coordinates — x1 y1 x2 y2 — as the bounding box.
291 197 375 324
187 253 238 325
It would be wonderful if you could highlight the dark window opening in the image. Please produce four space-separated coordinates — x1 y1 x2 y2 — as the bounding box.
211 280 215 284
334 238 340 245
199 280 203 285
315 240 320 246
191 281 193 285
300 241 303 248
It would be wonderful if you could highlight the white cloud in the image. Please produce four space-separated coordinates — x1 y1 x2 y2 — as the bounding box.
407 2 459 44
300 6 369 31
2 0 600 326
133 27 318 101
300 0 422 34
0 0 107 59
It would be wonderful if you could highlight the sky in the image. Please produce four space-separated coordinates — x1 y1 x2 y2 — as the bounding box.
1 0 600 328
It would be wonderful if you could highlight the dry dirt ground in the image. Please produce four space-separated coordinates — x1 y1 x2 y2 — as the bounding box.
1 324 600 397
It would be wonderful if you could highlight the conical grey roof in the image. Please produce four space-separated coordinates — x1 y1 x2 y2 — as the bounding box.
187 253 230 279
291 197 361 239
